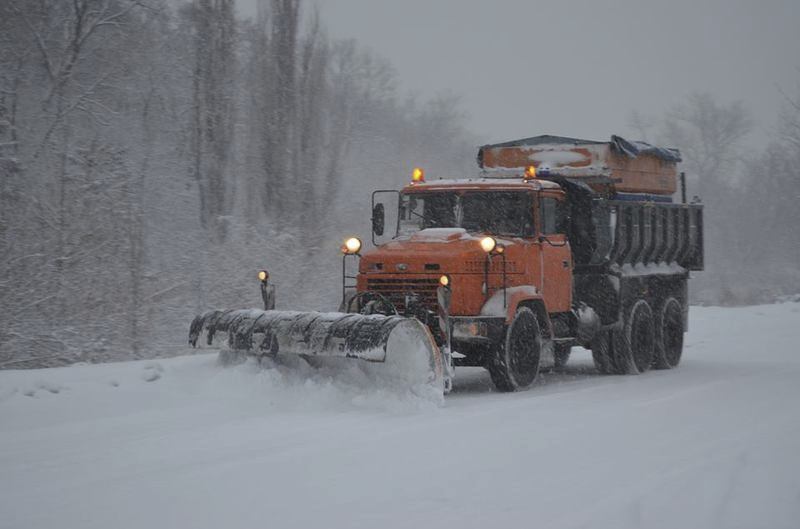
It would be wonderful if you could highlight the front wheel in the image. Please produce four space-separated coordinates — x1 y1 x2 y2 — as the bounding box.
488 307 542 392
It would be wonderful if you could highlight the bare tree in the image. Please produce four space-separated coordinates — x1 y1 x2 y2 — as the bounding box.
762 82 800 268
190 0 237 243
778 79 800 150
262 0 300 216
0 0 170 364
662 92 753 196
246 0 347 226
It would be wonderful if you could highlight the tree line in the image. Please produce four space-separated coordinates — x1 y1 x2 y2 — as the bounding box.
0 0 474 366
1 1 796 367
629 89 800 305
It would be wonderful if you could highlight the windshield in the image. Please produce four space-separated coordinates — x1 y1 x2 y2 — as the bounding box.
398 191 534 237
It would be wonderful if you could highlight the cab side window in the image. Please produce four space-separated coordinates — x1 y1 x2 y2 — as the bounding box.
540 197 557 234
540 197 568 235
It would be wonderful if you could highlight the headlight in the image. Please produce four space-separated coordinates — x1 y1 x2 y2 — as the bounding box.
480 236 496 253
342 237 362 255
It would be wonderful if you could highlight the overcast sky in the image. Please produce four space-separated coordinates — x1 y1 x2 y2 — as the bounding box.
239 0 800 146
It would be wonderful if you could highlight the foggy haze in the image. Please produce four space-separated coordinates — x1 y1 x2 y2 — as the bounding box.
2 4 800 527
241 0 800 145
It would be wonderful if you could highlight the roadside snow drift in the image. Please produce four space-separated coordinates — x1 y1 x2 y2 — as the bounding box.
1 303 799 529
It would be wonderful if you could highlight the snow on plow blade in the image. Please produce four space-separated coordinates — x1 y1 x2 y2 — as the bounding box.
189 309 445 395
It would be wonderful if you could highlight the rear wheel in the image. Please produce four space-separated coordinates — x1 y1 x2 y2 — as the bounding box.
488 307 541 392
613 299 655 374
654 297 684 369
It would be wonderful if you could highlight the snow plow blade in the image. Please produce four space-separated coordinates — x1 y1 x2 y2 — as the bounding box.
189 309 445 395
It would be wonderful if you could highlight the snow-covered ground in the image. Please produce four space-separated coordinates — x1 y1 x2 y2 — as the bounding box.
2 303 799 529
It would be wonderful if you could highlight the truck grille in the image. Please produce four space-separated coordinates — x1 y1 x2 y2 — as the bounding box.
365 277 440 311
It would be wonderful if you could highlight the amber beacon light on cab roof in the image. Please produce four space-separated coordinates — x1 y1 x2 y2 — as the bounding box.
190 135 704 396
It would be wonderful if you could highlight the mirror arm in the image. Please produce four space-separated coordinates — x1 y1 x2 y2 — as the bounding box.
538 234 568 247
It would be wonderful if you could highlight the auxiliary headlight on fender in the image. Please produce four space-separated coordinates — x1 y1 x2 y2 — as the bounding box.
341 237 362 255
480 236 496 253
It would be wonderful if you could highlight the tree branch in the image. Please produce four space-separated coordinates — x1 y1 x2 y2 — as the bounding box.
8 0 56 82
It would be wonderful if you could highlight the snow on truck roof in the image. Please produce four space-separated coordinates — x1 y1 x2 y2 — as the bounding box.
403 177 562 193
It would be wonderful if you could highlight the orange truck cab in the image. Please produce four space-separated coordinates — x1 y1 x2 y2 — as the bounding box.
346 135 704 392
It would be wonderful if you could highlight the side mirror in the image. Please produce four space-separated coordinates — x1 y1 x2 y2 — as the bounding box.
372 203 385 236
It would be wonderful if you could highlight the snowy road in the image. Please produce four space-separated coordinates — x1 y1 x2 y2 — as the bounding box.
2 303 799 529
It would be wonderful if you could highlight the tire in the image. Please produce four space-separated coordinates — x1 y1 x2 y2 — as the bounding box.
654 297 684 369
554 344 571 369
613 299 655 374
591 330 615 374
488 307 541 391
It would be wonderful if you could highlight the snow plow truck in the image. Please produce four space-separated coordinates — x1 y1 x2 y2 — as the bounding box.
190 134 704 395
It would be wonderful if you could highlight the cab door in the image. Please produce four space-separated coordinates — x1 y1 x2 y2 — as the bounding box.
536 194 573 313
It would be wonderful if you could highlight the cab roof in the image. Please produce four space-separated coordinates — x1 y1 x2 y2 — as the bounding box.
402 177 562 193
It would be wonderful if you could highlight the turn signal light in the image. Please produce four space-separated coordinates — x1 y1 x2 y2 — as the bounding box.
524 165 537 180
